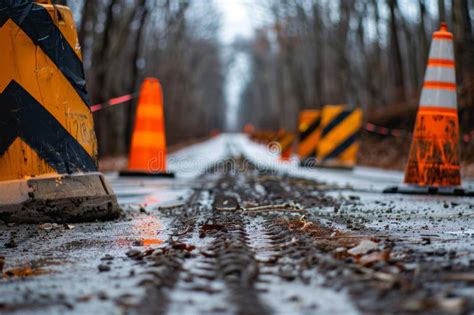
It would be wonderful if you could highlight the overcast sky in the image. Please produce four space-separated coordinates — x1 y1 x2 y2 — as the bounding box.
215 0 263 130
215 0 257 44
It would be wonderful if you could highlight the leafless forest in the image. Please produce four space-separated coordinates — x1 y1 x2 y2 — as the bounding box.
240 1 473 130
67 0 226 156
65 0 473 160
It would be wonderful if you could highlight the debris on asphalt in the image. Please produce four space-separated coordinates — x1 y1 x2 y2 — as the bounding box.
101 254 114 261
125 249 142 259
98 264 111 272
64 224 75 230
1 153 474 314
38 223 60 232
3 265 49 278
4 236 16 249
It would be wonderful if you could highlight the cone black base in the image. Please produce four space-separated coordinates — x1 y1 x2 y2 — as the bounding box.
0 173 121 223
119 170 175 178
383 185 473 196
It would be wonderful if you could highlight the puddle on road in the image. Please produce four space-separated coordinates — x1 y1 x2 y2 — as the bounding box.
134 215 164 246
117 214 166 247
116 186 191 208
108 174 193 209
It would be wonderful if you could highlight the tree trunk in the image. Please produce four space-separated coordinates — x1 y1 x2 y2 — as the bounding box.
387 0 406 104
78 0 95 50
125 0 148 152
418 0 429 81
91 0 118 157
312 3 324 107
438 0 446 23
452 0 474 131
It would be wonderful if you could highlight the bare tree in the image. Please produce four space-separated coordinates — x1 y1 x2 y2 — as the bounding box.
73 0 226 157
387 0 406 104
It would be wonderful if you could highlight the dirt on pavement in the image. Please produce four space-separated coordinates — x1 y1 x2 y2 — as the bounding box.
1 157 474 314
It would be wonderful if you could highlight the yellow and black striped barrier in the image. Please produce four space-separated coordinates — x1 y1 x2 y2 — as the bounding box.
278 131 295 161
297 110 321 167
316 105 362 168
0 0 119 222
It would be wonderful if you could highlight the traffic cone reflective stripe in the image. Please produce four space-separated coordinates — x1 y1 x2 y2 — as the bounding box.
423 81 456 90
404 23 461 187
427 59 454 67
420 90 457 108
425 62 455 82
124 77 172 177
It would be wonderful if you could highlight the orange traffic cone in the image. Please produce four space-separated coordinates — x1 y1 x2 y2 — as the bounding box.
120 78 174 177
386 23 467 195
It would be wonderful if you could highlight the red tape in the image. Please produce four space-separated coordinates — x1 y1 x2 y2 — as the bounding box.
90 94 474 144
91 93 135 112
363 123 410 138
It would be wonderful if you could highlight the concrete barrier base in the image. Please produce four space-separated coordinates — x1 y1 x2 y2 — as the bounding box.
0 173 121 223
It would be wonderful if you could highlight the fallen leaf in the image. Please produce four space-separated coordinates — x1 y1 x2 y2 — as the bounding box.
437 297 466 314
126 249 142 258
4 266 48 277
333 247 348 259
201 224 225 232
143 248 155 256
348 240 378 256
359 250 390 266
402 298 426 312
38 223 60 232
172 242 196 251
373 271 396 282
445 273 474 282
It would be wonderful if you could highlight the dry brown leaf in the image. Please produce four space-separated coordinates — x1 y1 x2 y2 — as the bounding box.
359 250 390 266
348 240 378 256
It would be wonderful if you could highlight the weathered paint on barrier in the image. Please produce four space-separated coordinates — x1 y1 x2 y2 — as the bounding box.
317 105 362 168
297 110 321 166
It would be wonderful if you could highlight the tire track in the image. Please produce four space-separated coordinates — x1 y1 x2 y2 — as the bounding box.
210 212 270 315
249 216 358 315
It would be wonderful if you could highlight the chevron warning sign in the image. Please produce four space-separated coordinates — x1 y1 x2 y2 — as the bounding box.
317 105 362 168
297 110 321 167
0 1 97 180
0 1 119 223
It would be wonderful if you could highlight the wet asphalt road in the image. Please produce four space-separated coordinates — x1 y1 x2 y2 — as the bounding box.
1 135 474 315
